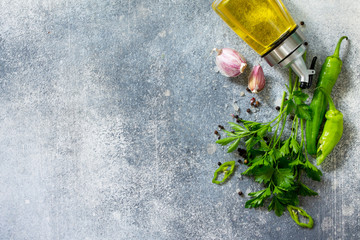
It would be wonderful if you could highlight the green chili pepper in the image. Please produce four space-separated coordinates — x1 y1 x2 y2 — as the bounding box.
306 36 348 155
212 161 235 184
316 88 343 165
287 205 314 229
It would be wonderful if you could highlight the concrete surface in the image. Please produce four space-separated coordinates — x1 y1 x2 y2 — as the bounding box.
0 0 359 239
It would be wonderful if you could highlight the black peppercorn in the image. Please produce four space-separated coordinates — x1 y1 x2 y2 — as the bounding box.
218 125 224 130
289 115 295 120
234 115 239 119
300 21 305 26
218 136 221 140
238 159 242 164
238 191 243 196
237 148 247 158
246 108 251 113
275 106 280 111
237 148 246 154
304 41 308 46
214 130 219 135
218 162 222 166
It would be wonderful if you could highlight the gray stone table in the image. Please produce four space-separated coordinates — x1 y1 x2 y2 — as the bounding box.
0 0 359 239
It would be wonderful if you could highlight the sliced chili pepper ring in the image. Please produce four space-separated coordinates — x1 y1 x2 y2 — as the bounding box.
212 161 236 184
287 205 314 228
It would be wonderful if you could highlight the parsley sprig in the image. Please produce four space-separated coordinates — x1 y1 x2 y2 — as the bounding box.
215 68 321 228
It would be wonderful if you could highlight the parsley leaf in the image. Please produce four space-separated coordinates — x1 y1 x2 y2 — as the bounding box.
245 187 272 208
293 91 309 105
216 136 238 146
268 196 286 216
303 160 322 181
258 139 270 151
253 165 275 184
273 168 295 189
242 120 262 131
285 100 296 115
298 183 318 196
289 156 304 167
279 139 290 157
277 190 299 206
227 138 241 153
222 130 238 137
290 137 300 153
295 104 312 120
228 122 248 133
241 157 272 176
245 136 260 152
241 163 261 176
257 126 271 137
268 149 281 164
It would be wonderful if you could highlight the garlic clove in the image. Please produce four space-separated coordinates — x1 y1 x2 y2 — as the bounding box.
214 48 247 77
248 65 266 93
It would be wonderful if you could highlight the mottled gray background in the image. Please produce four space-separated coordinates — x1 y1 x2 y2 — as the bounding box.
0 0 359 239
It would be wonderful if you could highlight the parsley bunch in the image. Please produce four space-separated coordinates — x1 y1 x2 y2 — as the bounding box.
215 69 321 228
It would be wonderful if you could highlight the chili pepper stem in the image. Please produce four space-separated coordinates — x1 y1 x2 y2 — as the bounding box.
333 36 348 58
317 87 337 111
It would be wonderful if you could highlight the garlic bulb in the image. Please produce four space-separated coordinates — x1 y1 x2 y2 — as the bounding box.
248 65 265 93
214 48 247 77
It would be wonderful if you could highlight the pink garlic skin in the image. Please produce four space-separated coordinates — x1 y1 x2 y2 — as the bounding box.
215 48 247 77
248 65 266 93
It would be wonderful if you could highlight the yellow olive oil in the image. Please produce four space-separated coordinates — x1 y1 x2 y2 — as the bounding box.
212 0 297 56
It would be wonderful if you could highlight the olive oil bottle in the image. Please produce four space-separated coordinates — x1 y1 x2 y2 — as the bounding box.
213 0 297 56
212 0 315 88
